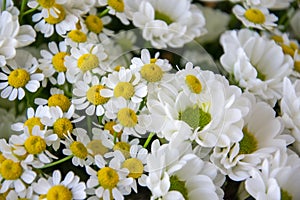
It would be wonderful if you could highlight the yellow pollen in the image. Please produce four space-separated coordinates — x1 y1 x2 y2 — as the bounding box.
113 142 130 159
114 65 121 71
85 15 103 34
122 158 144 179
0 159 23 180
77 53 99 71
8 69 30 88
114 82 135 99
290 42 298 51
53 118 73 139
47 185 73 200
117 108 138 127
0 153 6 164
70 141 88 159
45 4 66 25
150 58 157 63
104 121 122 137
52 52 68 72
141 63 163 82
24 135 47 155
86 85 109 105
271 35 284 43
48 94 71 112
107 0 124 12
37 0 55 8
24 117 45 133
238 127 258 155
97 167 119 189
281 44 295 57
244 8 266 24
87 139 108 156
294 61 300 73
67 30 87 43
185 75 202 94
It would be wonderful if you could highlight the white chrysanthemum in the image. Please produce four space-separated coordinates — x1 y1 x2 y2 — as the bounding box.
280 77 300 153
0 50 44 101
100 67 147 104
245 149 300 200
8 126 58 168
220 29 293 106
72 75 109 116
245 0 293 9
211 93 293 181
27 0 68 18
5 186 33 200
39 41 69 86
65 43 107 83
132 0 206 48
0 11 36 66
98 0 130 25
104 97 150 137
32 170 86 200
233 5 278 30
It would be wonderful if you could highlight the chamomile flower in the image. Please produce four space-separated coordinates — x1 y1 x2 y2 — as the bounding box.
0 50 44 101
39 41 69 86
104 97 150 137
233 5 278 30
8 126 58 168
65 43 107 83
98 0 130 25
72 75 109 116
32 170 87 200
132 0 206 48
27 0 68 18
100 67 147 103
62 130 94 167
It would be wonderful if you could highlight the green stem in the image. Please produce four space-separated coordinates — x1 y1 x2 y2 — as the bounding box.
98 8 109 18
143 132 155 148
2 0 6 11
19 0 28 23
38 155 73 169
113 132 118 144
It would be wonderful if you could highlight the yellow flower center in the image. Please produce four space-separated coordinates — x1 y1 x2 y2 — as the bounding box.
45 4 66 24
0 153 6 164
122 158 144 179
47 185 73 200
294 61 300 73
86 85 109 105
114 65 121 71
0 191 9 200
48 94 71 113
70 141 88 159
53 118 73 139
155 10 173 25
8 69 30 88
169 176 188 200
244 8 266 24
85 15 103 34
117 108 137 127
179 106 211 130
185 75 202 94
67 30 87 43
87 139 108 156
104 121 122 138
24 117 45 133
24 135 47 155
238 127 258 155
114 82 135 99
52 52 68 72
281 189 292 200
113 142 130 159
271 35 284 43
97 167 119 189
0 159 23 180
141 63 163 82
107 0 124 12
37 0 55 8
77 53 99 72
281 44 295 57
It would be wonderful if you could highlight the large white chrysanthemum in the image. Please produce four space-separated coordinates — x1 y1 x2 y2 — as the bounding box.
132 0 206 48
0 11 36 66
220 29 293 106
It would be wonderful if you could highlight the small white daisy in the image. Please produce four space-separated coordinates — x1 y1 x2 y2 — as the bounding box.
32 170 87 200
98 0 130 25
27 0 68 18
0 50 44 101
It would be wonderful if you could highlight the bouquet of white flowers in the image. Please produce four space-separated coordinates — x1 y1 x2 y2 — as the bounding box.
1 0 300 199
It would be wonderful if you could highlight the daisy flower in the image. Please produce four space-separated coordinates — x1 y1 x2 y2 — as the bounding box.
233 5 278 30
104 97 150 137
220 29 293 106
98 0 131 25
8 126 58 168
132 0 206 48
64 43 107 83
27 0 68 18
39 41 69 86
32 170 86 200
61 130 94 167
100 67 147 104
0 10 36 66
0 50 44 101
72 75 109 116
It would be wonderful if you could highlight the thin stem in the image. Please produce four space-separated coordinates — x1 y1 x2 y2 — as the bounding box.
98 8 109 18
38 155 73 169
113 132 118 144
143 132 155 148
2 0 6 11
